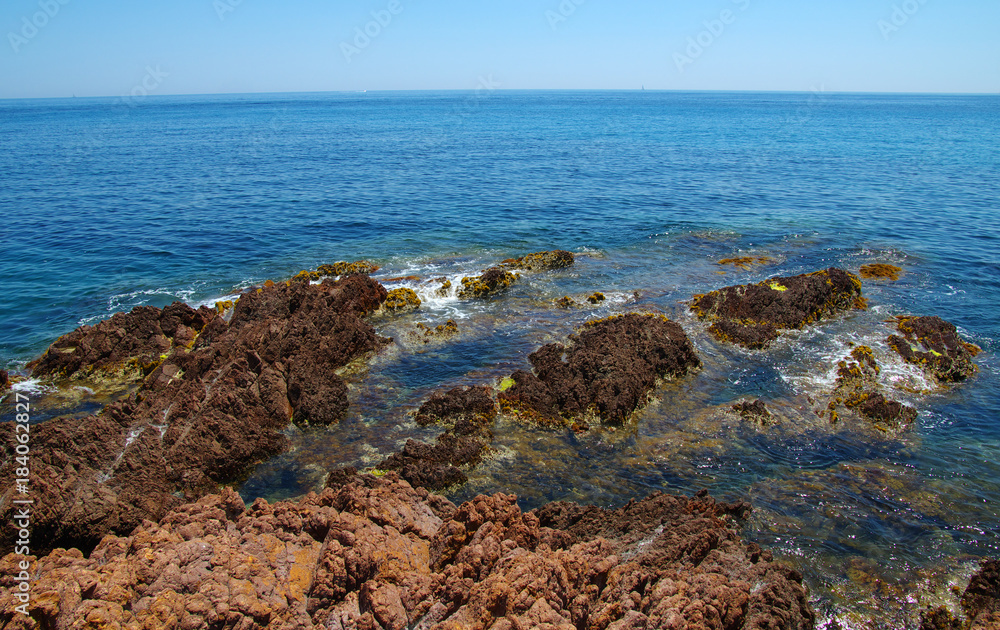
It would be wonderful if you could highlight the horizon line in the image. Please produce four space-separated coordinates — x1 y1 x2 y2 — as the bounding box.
2 87 999 102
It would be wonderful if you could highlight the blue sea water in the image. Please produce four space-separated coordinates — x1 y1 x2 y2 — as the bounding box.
2 90 1000 627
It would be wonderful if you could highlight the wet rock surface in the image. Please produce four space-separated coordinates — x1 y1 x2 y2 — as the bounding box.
457 267 519 299
500 314 701 426
500 249 575 271
0 475 815 630
27 301 219 391
0 275 390 555
733 399 773 426
920 560 1000 630
859 263 902 281
381 288 421 313
691 268 865 349
826 346 918 432
375 386 497 491
888 316 980 383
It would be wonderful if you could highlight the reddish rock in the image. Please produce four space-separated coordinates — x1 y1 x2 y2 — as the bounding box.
500 314 700 426
888 315 980 382
375 386 498 492
0 274 390 555
692 268 865 349
826 345 917 431
0 476 815 630
501 250 575 271
0 370 9 392
27 301 218 388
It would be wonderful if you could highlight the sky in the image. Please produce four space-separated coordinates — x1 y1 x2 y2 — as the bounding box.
1 0 998 98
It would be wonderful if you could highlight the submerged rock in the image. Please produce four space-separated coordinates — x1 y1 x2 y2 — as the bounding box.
859 263 903 281
718 256 774 270
381 287 421 313
733 398 774 426
500 313 701 426
691 267 866 349
587 291 606 304
0 476 815 630
501 249 575 271
920 559 1000 630
827 345 917 432
458 267 519 299
0 274 390 555
375 386 497 491
27 301 218 391
888 316 980 382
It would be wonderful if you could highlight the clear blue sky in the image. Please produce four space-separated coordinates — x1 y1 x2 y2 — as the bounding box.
2 0 998 98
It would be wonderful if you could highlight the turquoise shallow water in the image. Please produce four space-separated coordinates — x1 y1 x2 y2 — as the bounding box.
2 91 1000 627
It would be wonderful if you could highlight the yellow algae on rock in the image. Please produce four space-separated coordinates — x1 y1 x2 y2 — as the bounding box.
382 288 421 313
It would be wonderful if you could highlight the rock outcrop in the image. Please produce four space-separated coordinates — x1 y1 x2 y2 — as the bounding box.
859 264 902 281
501 249 575 271
27 302 218 391
500 314 701 426
381 288 421 313
374 386 497 491
888 316 980 383
691 268 866 349
0 274 390 555
457 268 519 299
0 475 815 630
826 345 917 431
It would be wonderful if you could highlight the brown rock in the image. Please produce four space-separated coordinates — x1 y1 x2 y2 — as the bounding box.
691 267 865 349
0 274 390 555
888 315 980 382
859 263 903 281
501 250 575 271
381 288 421 314
827 345 917 432
500 314 700 426
0 477 814 630
458 267 518 299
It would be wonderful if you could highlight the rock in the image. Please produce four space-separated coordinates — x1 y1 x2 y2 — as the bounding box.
0 274 391 555
691 268 866 349
413 320 459 342
887 316 980 382
315 260 381 277
732 398 773 426
826 345 917 431
963 560 1000 624
501 250 575 271
586 292 606 304
859 263 903 281
375 386 497 491
556 296 576 308
0 477 814 630
381 288 421 313
458 267 519 299
718 256 773 270
0 369 9 392
500 314 700 426
920 559 1000 630
27 301 219 389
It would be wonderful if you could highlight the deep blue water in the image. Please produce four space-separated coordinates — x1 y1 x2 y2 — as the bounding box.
2 90 999 627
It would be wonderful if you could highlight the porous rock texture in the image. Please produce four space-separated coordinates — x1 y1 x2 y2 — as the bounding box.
0 475 816 630
27 302 218 390
457 268 519 299
374 386 497 491
0 275 389 555
499 314 701 426
887 316 980 383
691 268 865 349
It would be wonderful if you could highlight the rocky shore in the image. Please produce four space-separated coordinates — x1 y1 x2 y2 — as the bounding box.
0 254 993 629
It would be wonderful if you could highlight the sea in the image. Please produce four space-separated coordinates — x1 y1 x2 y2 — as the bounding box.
2 90 999 628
